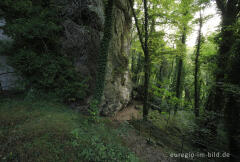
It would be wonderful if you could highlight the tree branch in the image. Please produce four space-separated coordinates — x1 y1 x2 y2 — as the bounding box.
226 0 240 16
128 0 145 52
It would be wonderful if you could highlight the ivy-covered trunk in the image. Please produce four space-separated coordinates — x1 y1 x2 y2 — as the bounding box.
208 0 240 161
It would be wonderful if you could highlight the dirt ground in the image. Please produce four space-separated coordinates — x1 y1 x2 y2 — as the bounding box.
111 100 142 121
110 101 176 162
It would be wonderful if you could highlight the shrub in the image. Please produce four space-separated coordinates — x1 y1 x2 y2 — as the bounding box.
0 0 88 101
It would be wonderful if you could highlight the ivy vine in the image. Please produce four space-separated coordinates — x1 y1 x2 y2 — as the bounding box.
89 0 114 117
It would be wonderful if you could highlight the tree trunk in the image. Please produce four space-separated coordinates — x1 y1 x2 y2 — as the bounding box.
194 11 203 117
209 1 240 160
129 0 150 120
174 27 186 114
209 0 238 112
143 0 150 120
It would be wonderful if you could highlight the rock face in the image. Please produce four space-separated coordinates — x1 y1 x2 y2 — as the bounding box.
62 0 132 116
0 19 19 90
101 0 132 115
61 0 105 93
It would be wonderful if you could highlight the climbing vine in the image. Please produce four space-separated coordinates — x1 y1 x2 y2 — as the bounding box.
89 0 114 117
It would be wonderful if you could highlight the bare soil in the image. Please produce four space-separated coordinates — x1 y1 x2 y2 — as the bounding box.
111 100 142 121
110 100 176 162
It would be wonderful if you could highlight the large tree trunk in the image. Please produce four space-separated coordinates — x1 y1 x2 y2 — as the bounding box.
209 0 238 112
208 1 240 161
206 0 238 117
224 22 240 162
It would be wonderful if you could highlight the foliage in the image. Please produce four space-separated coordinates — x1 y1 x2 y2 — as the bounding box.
129 0 232 160
71 124 139 162
149 82 182 112
0 0 88 101
0 40 12 54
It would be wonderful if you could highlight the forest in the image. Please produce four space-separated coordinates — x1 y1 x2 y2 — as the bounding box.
0 0 239 162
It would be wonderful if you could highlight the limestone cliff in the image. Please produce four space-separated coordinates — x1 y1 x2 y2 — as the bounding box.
62 0 132 115
101 0 132 115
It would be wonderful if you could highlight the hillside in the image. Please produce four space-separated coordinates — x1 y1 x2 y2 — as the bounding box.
0 0 239 161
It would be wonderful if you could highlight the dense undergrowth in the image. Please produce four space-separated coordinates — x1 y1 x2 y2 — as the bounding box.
0 95 139 162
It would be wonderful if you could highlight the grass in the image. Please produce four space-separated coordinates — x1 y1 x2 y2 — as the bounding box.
0 96 139 162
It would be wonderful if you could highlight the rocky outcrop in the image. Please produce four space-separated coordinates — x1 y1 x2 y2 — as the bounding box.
101 0 132 115
61 0 132 116
0 19 19 90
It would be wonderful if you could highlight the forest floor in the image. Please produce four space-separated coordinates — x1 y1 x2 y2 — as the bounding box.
110 99 216 162
0 94 196 162
0 96 141 162
0 95 176 162
113 100 230 162
110 100 176 162
110 120 176 162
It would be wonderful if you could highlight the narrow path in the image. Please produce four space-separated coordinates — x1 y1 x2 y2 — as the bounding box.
110 100 176 162
121 128 176 162
112 100 142 121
